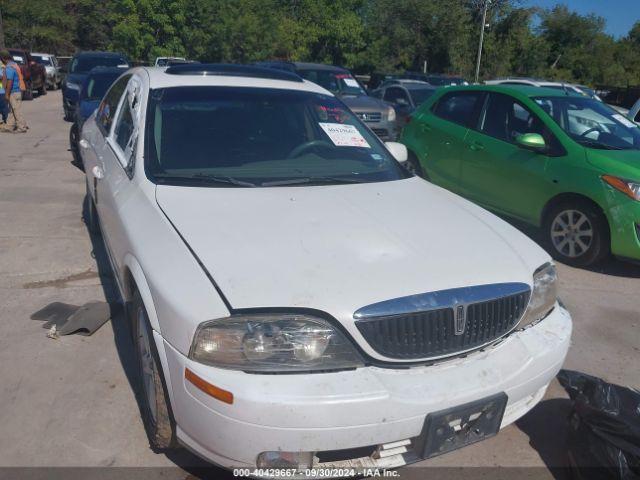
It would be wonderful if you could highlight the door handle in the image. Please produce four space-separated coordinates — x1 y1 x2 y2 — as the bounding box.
469 142 484 151
92 165 104 180
79 139 90 149
420 123 432 132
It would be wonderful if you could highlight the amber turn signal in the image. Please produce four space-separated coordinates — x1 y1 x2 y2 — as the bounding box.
185 368 234 404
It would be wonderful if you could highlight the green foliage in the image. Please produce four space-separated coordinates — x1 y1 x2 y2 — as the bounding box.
0 0 639 87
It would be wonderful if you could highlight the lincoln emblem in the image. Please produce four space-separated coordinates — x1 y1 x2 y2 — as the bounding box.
455 304 466 335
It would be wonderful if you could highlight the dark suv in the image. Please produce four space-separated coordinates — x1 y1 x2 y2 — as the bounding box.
62 51 129 121
7 48 47 100
258 61 399 140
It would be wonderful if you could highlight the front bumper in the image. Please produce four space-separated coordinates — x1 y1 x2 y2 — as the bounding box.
607 200 640 261
162 305 571 471
354 117 398 141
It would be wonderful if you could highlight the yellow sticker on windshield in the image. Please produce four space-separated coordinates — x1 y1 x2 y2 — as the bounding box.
319 122 370 148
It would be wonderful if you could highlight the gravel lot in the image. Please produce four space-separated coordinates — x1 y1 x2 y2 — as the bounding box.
1 91 639 479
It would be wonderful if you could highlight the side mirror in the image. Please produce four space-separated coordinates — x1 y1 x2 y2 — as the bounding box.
516 133 546 152
385 141 408 163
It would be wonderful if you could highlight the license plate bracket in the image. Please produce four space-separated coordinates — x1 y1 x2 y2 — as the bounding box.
416 392 508 459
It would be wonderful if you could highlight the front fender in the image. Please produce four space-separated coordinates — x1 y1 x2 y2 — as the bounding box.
123 253 161 333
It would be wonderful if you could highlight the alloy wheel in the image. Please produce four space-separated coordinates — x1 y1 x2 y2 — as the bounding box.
550 209 594 258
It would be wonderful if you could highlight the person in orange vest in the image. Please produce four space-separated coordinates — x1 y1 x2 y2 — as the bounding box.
0 50 28 133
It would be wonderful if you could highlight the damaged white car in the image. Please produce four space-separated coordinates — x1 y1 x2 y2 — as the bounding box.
79 64 572 474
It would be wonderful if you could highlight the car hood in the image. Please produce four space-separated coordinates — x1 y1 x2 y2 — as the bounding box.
156 177 547 318
586 148 640 179
78 100 100 122
341 95 389 112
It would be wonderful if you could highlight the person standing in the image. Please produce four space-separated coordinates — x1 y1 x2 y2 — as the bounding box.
0 50 28 133
0 62 8 124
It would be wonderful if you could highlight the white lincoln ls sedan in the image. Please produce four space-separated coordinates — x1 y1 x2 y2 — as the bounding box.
79 64 572 473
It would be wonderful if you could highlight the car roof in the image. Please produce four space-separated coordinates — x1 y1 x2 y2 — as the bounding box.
87 66 128 77
292 62 349 73
138 65 333 95
73 51 127 59
31 52 53 57
440 84 574 98
404 83 436 90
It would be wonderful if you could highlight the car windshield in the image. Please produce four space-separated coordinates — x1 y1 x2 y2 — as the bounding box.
146 87 407 187
409 88 436 106
534 96 640 150
10 54 25 65
33 55 52 66
84 74 122 100
70 56 128 74
296 70 366 96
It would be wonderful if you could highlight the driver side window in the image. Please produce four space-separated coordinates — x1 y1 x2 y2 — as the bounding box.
96 75 131 136
384 87 409 105
480 93 544 143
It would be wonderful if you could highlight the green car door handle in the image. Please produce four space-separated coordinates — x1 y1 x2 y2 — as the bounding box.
469 141 484 151
420 123 432 132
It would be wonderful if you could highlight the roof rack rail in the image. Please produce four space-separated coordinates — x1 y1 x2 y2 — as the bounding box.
164 63 304 82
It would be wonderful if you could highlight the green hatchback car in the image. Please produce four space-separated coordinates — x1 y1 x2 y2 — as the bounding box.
401 85 640 267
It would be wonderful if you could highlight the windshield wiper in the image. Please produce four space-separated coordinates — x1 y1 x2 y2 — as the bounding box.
155 173 257 187
578 139 625 150
261 176 370 187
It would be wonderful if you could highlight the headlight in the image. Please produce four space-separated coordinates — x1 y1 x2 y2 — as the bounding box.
190 314 364 372
66 81 80 91
602 175 640 201
518 262 557 329
387 106 396 122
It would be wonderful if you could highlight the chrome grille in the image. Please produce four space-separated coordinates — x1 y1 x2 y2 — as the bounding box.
355 111 382 123
354 283 530 360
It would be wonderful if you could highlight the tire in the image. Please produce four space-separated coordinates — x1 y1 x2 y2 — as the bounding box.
84 183 100 235
23 82 34 101
131 290 178 450
70 123 81 166
543 200 610 267
38 83 47 96
404 151 425 178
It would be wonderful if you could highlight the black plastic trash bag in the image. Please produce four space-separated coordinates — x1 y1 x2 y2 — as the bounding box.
557 370 640 480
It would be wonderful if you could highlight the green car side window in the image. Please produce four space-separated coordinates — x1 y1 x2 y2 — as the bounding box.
480 93 565 156
433 91 485 128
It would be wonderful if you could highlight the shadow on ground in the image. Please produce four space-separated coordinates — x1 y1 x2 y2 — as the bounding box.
516 397 573 480
82 197 233 479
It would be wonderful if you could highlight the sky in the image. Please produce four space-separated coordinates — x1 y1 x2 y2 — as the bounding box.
522 0 640 38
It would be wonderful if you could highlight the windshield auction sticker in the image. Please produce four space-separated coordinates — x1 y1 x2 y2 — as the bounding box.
612 113 636 129
319 122 370 148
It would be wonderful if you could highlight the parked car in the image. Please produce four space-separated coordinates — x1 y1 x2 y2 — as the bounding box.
627 98 640 124
485 77 587 96
7 48 47 100
402 84 640 267
259 61 399 140
403 72 467 86
79 64 571 473
154 56 186 67
62 51 129 121
69 67 125 167
371 80 437 129
31 53 62 90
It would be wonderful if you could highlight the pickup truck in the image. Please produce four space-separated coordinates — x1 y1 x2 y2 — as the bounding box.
7 48 47 100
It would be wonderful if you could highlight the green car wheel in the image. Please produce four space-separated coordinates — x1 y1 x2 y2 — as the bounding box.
544 201 610 267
